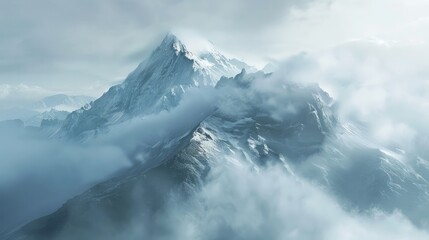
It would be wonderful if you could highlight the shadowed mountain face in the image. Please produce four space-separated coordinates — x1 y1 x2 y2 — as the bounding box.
12 126 209 240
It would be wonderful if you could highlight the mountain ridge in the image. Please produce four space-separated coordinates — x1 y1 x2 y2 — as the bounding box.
59 33 256 139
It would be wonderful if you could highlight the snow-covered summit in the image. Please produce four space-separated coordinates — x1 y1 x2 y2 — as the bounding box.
129 32 254 84
169 31 216 54
60 33 255 139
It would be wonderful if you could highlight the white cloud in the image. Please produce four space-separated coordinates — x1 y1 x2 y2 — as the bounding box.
0 124 130 231
135 164 429 240
276 41 429 150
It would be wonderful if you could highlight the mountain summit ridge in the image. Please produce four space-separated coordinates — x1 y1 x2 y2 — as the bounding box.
59 33 255 139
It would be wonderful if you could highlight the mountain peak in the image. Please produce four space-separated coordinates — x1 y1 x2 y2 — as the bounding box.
159 32 216 56
159 33 181 50
150 32 254 81
164 32 179 42
59 33 256 139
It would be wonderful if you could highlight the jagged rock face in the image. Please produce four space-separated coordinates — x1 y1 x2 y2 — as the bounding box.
59 34 253 140
214 70 336 162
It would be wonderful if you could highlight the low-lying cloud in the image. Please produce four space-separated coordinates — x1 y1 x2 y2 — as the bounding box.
110 164 429 240
0 126 130 232
0 87 218 233
177 164 429 240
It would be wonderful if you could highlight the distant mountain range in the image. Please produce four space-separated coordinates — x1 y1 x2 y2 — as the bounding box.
0 94 94 127
31 94 95 113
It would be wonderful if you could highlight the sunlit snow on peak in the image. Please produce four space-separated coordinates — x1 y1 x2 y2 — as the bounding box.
171 29 216 55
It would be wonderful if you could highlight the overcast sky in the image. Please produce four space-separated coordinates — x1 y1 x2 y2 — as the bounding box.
1 0 429 99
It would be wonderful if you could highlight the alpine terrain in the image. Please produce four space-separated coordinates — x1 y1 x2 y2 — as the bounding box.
3 33 429 240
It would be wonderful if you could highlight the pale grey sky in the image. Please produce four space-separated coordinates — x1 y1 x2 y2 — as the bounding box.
0 0 428 100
